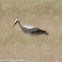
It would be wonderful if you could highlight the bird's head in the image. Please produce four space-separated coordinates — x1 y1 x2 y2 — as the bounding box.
12 19 19 28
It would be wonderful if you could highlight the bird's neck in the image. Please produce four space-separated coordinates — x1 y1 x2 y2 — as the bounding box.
18 22 23 29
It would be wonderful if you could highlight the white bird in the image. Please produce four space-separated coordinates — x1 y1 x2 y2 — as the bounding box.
12 19 48 35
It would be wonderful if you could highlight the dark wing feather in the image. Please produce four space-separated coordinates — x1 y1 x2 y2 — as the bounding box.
31 28 48 35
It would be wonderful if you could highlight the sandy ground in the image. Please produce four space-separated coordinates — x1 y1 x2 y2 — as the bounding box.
0 0 62 62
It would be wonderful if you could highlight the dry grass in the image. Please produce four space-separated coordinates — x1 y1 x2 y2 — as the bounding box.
0 0 62 62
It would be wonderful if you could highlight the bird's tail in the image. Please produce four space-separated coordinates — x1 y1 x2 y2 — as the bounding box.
40 30 48 35
44 31 48 35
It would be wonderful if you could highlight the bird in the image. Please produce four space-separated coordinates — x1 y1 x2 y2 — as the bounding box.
12 19 48 35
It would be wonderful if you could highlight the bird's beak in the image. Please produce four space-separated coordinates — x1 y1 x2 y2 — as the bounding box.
12 22 17 28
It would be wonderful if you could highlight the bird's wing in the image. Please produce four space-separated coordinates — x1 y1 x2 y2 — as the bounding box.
31 28 38 31
27 28 38 32
23 25 39 32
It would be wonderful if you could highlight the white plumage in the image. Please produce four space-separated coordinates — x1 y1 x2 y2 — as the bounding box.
23 25 34 29
12 19 48 35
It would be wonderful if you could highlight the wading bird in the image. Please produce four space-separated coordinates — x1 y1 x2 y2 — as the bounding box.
12 19 48 35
